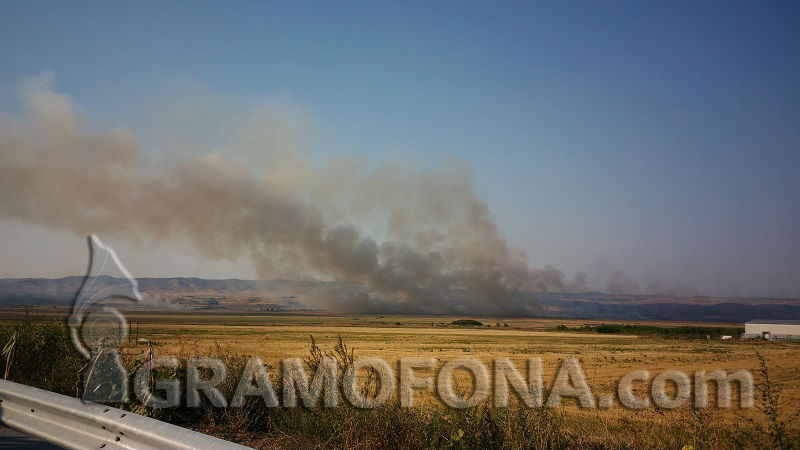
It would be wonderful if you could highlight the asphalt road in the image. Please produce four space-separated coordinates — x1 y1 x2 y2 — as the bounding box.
0 424 63 450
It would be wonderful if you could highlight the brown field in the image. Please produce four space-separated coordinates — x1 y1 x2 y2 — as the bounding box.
2 308 799 449
114 312 799 400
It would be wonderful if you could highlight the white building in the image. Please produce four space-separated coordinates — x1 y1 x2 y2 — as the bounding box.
743 320 800 341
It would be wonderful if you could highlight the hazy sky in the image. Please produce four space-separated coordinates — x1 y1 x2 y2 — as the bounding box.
1 1 799 297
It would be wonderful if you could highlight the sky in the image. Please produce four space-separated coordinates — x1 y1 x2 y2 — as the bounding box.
1 1 799 298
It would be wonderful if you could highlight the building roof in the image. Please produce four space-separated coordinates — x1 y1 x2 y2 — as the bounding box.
745 319 800 325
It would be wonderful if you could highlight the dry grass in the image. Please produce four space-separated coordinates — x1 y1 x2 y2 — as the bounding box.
2 309 799 449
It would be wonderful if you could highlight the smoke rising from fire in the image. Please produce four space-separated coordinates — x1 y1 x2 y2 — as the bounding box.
0 74 589 314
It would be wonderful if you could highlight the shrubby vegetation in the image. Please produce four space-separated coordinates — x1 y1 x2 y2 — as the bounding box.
555 323 744 337
449 319 484 327
0 312 84 396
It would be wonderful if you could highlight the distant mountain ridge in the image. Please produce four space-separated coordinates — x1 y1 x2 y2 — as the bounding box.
535 293 800 322
1 276 798 322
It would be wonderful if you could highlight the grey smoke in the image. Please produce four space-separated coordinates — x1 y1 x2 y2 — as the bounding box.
0 74 576 314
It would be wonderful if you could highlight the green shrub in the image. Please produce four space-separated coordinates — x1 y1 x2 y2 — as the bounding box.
449 319 484 327
0 312 84 396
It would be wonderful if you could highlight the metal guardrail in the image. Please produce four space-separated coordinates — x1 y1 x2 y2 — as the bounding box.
0 379 254 450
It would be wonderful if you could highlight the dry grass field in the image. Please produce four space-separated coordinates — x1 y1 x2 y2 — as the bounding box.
2 308 799 449
130 312 800 448
122 313 798 397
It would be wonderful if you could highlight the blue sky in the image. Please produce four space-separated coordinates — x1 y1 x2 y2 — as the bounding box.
1 1 799 296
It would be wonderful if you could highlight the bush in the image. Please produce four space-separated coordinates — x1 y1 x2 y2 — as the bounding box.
554 323 744 337
449 319 484 327
0 312 84 396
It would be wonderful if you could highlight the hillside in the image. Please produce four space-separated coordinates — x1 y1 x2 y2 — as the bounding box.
1 277 798 322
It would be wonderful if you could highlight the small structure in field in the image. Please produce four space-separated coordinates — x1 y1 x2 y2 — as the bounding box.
742 319 800 341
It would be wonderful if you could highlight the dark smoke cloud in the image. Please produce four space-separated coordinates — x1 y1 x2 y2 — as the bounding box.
0 73 571 314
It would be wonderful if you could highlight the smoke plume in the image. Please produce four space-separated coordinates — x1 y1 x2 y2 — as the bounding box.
0 74 572 314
